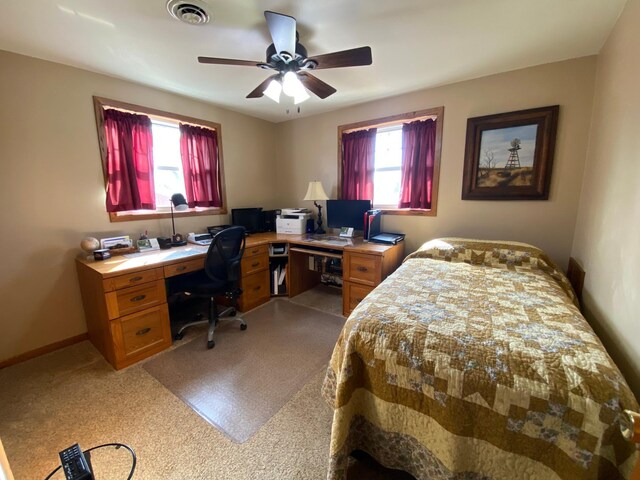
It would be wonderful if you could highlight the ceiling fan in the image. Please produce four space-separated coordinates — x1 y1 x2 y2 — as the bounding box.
198 11 372 104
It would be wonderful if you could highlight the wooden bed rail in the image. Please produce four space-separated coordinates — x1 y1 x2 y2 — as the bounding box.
621 410 640 479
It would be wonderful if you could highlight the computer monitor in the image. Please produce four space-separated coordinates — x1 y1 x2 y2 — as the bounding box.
231 207 263 233
326 200 372 231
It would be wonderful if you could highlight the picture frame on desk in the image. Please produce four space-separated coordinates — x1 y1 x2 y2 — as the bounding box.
137 238 160 251
339 227 355 238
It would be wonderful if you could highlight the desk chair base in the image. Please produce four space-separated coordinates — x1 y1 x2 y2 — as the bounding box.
174 296 247 349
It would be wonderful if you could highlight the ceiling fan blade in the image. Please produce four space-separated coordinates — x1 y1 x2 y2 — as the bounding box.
246 75 279 98
264 11 296 56
198 56 261 67
298 72 337 99
310 46 372 70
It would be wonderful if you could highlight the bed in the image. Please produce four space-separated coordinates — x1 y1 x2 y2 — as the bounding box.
322 238 639 479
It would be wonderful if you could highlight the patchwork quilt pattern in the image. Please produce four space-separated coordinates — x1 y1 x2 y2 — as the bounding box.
323 238 638 480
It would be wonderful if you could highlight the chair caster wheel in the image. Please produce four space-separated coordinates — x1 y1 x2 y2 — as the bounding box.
174 333 184 340
240 323 247 331
207 340 215 349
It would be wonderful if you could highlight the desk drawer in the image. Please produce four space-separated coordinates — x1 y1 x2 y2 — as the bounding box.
241 253 268 276
343 281 374 316
239 269 270 311
345 253 381 286
245 244 268 259
164 258 205 278
112 305 171 366
103 268 163 292
112 281 165 318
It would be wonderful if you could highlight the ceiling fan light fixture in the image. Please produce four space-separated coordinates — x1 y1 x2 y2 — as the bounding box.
294 89 310 105
282 71 303 97
264 79 282 103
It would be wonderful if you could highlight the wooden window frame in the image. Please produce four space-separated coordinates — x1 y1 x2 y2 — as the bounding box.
93 96 228 223
337 106 444 216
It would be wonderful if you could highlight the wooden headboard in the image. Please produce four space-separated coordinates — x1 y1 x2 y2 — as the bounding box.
567 257 585 309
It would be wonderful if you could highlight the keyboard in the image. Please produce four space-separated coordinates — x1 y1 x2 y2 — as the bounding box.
305 235 352 246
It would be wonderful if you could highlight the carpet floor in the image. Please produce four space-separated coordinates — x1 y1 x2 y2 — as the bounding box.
144 299 345 443
0 294 412 479
289 285 344 318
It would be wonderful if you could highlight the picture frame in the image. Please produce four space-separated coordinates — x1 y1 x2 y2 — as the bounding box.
137 238 160 251
461 105 559 200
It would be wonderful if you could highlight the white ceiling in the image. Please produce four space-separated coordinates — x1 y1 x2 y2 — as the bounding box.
0 0 626 123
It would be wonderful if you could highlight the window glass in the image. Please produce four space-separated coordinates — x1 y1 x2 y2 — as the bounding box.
373 126 403 207
151 120 185 208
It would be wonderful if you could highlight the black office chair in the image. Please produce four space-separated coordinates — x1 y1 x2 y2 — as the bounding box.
172 226 247 349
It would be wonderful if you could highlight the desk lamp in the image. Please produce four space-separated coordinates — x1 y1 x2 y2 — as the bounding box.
170 193 189 246
303 181 329 234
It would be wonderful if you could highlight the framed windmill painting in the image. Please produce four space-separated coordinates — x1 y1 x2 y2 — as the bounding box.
461 105 559 200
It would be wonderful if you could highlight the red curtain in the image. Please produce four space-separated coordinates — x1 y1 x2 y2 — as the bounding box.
341 128 377 200
399 119 436 209
103 109 155 212
179 124 222 208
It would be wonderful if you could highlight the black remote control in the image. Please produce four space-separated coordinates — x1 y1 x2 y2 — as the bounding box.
58 444 93 480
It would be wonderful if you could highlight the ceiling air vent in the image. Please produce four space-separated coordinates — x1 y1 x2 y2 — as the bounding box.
167 0 210 25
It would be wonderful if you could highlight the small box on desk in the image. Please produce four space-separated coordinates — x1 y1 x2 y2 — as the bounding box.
276 217 307 234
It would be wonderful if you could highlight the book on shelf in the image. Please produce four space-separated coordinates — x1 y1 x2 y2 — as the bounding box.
271 264 287 294
272 267 279 295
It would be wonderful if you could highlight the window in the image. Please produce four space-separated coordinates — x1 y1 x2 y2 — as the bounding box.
338 106 444 216
373 126 403 207
151 120 185 208
93 97 226 222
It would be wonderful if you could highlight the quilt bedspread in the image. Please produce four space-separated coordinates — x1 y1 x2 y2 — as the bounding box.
322 239 638 480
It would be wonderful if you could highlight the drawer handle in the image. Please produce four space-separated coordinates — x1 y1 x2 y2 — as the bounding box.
136 327 151 336
130 276 143 282
251 249 259 254
176 266 187 272
254 286 261 291
251 262 260 267
131 294 147 302
356 266 368 272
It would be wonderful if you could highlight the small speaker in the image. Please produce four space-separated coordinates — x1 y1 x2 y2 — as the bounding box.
157 237 172 249
262 209 279 232
306 218 315 233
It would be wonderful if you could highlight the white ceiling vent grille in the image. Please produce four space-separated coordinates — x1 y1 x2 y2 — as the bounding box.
167 0 211 25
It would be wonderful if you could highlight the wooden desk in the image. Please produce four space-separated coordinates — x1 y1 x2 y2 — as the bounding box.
76 233 403 369
285 235 404 316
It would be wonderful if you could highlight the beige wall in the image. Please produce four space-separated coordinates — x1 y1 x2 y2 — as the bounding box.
571 0 640 397
0 50 278 362
276 57 597 265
